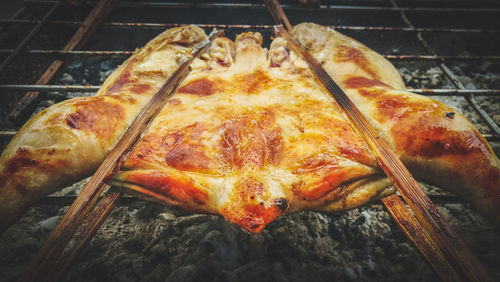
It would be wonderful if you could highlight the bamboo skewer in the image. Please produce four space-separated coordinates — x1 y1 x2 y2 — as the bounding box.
10 0 118 123
381 194 460 282
275 25 492 282
263 0 492 281
277 24 491 282
18 30 224 282
51 189 122 282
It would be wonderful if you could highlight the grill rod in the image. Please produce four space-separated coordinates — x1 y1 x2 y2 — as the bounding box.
2 19 499 33
1 49 499 61
0 2 60 75
9 0 118 124
390 0 500 139
0 7 27 44
25 0 500 12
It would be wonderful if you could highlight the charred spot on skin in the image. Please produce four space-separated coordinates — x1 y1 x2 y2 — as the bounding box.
168 98 182 105
178 78 215 96
240 71 272 94
65 99 125 140
66 113 80 129
163 123 212 172
3 148 68 195
4 148 36 175
130 84 151 94
273 198 289 212
107 71 135 94
335 46 379 79
127 171 208 205
343 76 389 89
402 126 491 158
445 112 455 119
358 88 387 98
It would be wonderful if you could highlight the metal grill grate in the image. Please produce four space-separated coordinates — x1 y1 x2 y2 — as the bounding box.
0 1 499 281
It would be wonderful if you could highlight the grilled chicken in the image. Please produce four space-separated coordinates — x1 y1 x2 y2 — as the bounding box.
0 26 208 231
112 23 500 233
0 23 498 233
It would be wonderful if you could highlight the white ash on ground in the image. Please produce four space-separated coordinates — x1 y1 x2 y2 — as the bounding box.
1 185 499 282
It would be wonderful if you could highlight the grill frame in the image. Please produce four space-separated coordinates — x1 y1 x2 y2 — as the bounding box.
0 0 499 281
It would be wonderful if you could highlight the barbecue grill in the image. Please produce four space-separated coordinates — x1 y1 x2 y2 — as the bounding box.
0 0 499 281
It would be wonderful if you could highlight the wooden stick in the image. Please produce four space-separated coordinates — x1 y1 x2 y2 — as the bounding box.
10 0 118 123
263 0 292 32
18 30 224 282
52 190 122 281
276 25 492 282
381 194 460 282
261 1 491 280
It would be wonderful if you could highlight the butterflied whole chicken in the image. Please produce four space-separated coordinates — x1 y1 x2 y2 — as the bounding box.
0 23 498 234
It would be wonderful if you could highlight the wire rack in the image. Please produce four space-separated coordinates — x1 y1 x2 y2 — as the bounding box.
0 0 499 142
0 0 499 280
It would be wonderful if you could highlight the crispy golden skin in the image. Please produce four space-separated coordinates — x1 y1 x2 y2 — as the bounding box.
0 26 208 231
113 24 499 233
292 23 500 224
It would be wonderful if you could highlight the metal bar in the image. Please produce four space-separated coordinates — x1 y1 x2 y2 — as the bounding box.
3 19 500 33
24 0 500 12
384 55 500 61
0 49 133 56
0 130 17 137
0 2 61 75
330 26 500 33
0 85 100 92
407 89 500 96
3 84 499 96
2 49 499 61
0 6 27 44
0 19 277 30
440 63 500 137
391 0 500 137
10 0 118 124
